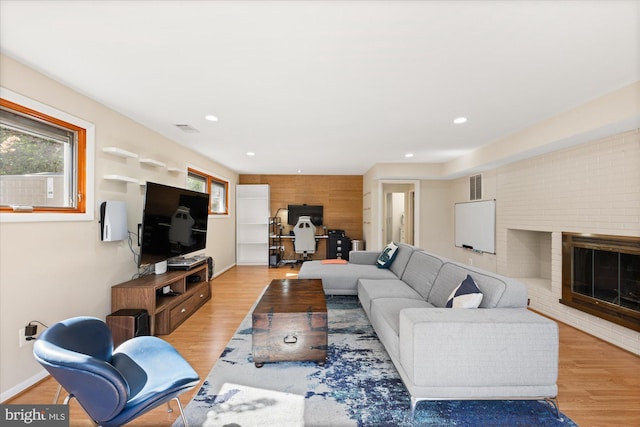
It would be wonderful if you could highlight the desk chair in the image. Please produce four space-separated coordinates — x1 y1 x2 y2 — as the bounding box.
293 215 316 262
33 316 199 427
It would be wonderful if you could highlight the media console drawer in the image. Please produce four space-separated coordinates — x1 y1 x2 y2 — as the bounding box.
168 283 211 329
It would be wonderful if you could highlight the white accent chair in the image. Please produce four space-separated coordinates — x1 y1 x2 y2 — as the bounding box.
293 215 316 262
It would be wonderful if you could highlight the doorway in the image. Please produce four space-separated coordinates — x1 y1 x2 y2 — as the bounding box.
380 181 418 247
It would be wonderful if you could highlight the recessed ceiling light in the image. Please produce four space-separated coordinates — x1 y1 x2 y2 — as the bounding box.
246 152 255 156
297 169 303 174
204 114 218 122
405 153 414 158
453 117 467 124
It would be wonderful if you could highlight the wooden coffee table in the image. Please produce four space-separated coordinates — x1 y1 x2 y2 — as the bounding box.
252 279 328 367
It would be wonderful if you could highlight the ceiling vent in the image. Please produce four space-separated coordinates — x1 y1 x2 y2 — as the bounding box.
470 174 482 201
175 124 200 133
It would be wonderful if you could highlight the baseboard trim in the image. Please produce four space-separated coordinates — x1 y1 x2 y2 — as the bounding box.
1 369 49 403
213 263 235 278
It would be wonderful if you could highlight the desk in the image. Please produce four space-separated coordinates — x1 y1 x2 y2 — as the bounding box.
278 235 329 240
271 235 328 265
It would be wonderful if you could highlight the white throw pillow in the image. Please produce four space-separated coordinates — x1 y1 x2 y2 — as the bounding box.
446 274 483 308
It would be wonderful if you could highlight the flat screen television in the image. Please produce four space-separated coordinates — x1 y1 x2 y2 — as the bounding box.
139 182 210 266
287 204 323 226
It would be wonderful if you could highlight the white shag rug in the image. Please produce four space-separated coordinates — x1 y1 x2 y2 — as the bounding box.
202 383 304 427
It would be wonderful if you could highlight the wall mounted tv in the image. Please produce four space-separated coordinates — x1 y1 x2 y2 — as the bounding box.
287 204 323 226
139 182 210 266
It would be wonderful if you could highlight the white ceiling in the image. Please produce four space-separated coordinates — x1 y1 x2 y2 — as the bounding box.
1 1 638 175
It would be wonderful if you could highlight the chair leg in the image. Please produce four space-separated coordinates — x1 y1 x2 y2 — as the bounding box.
53 384 62 404
173 397 189 427
63 394 98 427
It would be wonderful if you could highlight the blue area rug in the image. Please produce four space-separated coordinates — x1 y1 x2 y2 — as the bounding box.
179 295 577 426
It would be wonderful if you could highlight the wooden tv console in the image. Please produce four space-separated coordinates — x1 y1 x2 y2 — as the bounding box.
111 263 210 335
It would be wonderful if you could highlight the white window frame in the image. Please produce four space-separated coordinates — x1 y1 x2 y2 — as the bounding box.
0 88 95 223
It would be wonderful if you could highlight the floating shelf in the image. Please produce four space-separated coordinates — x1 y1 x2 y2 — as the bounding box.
167 167 185 174
103 147 138 159
103 174 139 184
139 158 167 168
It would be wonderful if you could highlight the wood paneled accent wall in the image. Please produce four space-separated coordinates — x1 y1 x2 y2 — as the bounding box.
239 175 363 241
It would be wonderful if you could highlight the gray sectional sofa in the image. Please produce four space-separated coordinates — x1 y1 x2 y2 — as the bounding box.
298 242 560 414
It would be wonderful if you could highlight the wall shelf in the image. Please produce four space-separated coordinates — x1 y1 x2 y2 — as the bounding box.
168 167 185 174
103 174 139 184
506 229 552 290
139 158 166 168
103 147 138 159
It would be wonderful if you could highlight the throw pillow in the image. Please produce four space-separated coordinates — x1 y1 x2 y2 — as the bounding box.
376 242 399 269
446 274 483 308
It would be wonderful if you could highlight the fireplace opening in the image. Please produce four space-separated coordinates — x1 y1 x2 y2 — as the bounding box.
561 233 640 332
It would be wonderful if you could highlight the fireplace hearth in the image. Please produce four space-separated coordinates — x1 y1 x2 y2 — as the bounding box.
561 233 640 332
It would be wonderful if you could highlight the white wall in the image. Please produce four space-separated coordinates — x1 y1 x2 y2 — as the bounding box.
418 180 452 256
0 55 239 400
362 169 376 249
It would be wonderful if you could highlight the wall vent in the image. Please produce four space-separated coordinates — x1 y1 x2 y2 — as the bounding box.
470 174 482 200
175 124 200 133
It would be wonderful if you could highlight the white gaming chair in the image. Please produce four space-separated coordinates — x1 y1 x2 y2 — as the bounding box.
293 215 316 262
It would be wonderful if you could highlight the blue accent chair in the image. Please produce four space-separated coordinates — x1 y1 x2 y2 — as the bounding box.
33 316 199 426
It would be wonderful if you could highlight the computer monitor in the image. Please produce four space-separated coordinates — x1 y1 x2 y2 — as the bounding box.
287 204 323 226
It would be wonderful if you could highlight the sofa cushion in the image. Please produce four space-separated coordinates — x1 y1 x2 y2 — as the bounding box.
371 298 434 335
348 251 380 265
298 261 398 295
376 242 399 268
369 297 434 361
388 243 419 278
446 274 483 308
357 278 423 317
428 262 528 308
400 251 446 300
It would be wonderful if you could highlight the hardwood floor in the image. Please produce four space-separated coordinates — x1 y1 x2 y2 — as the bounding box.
7 266 640 426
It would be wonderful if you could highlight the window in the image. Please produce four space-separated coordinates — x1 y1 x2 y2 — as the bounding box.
1 97 88 215
187 168 229 216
